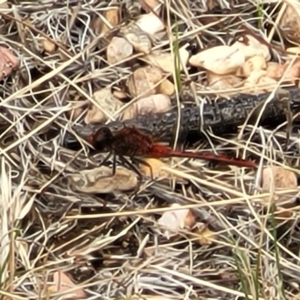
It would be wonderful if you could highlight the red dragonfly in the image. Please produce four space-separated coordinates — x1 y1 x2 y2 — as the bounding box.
87 126 256 179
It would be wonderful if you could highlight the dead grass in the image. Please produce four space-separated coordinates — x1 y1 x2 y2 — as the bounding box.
1 0 300 299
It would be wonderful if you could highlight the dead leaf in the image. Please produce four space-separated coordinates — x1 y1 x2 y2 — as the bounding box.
158 203 195 238
68 165 138 193
67 107 84 121
101 7 119 34
90 7 119 35
158 78 175 95
106 37 133 64
138 158 187 184
189 45 245 75
127 66 163 98
196 223 217 245
41 38 56 53
84 87 123 124
48 271 86 299
90 15 102 35
121 94 171 120
142 0 161 12
138 158 169 178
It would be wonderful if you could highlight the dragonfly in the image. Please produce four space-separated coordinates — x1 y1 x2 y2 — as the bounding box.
87 125 256 180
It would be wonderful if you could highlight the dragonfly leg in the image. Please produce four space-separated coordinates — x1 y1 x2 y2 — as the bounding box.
101 151 114 167
88 151 112 168
131 157 154 181
90 152 117 179
119 155 143 182
111 153 117 176
119 155 143 194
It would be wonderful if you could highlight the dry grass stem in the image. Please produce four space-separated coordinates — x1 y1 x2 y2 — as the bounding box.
1 1 300 299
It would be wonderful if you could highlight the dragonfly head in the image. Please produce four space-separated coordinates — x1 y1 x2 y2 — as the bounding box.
93 127 114 150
